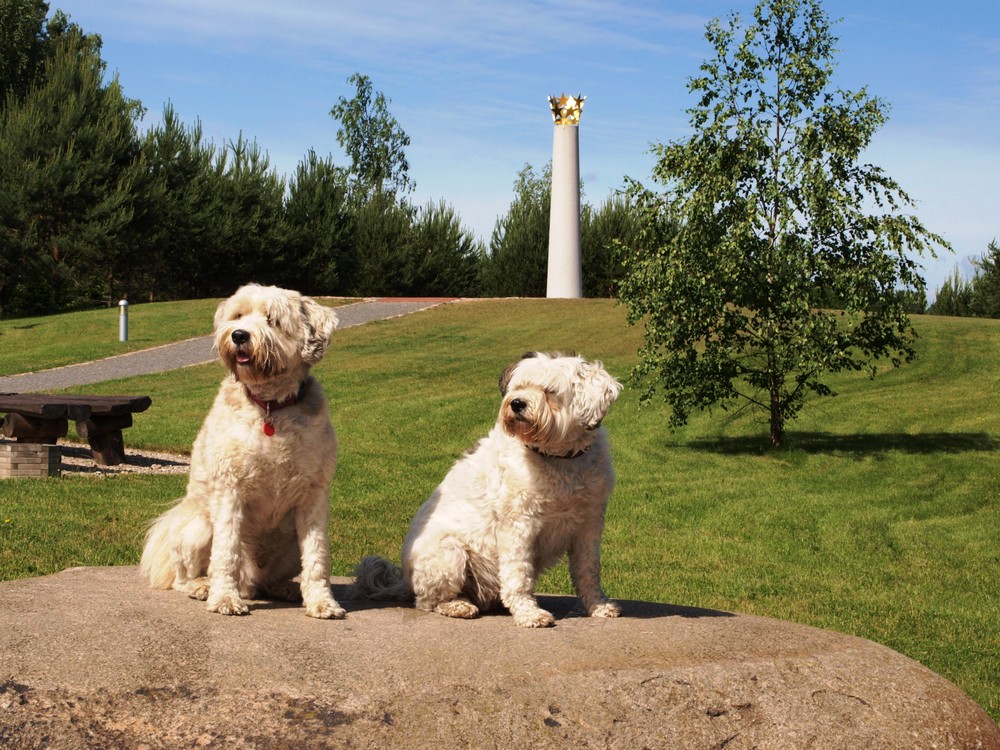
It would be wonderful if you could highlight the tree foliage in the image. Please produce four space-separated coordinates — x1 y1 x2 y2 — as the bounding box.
584 195 639 298
0 0 50 103
617 0 949 447
327 71 488 298
928 240 1000 318
0 22 144 312
481 163 641 298
139 103 217 301
281 148 354 295
203 133 286 296
969 241 1000 318
481 163 551 297
406 200 482 297
928 267 975 318
330 72 413 200
349 192 416 296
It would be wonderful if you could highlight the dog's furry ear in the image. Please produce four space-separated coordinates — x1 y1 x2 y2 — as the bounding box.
574 359 623 429
499 352 539 394
213 298 228 331
299 297 338 364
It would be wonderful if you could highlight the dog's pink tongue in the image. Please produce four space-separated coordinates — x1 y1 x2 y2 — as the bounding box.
237 353 251 365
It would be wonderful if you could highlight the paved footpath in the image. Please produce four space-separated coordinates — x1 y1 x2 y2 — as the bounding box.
0 298 452 393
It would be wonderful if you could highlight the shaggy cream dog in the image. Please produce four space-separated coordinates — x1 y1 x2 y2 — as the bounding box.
139 283 345 619
351 352 623 627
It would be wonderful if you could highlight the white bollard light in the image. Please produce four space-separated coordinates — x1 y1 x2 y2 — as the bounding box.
118 299 129 342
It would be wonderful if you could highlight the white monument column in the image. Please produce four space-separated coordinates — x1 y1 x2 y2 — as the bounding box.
546 93 585 299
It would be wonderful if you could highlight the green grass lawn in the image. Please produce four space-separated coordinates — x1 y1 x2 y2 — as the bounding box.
0 299 221 376
0 296 356 376
0 298 997 720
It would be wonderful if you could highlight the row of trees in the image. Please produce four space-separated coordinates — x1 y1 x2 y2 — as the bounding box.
927 242 1000 318
0 2 635 317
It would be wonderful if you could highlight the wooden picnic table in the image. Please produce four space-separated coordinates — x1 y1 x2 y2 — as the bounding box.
0 394 152 466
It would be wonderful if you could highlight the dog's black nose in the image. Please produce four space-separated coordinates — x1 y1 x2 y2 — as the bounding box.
231 329 250 346
510 398 527 414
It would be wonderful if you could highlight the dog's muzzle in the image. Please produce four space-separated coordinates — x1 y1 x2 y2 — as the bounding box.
232 329 252 366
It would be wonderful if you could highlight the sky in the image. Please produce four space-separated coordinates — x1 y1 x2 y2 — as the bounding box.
51 0 999 296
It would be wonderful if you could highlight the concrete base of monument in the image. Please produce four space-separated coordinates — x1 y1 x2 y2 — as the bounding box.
1 567 997 749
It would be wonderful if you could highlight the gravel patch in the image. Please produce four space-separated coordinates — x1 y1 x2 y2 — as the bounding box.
59 443 189 476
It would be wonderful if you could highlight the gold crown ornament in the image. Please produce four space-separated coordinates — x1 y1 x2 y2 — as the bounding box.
548 93 585 126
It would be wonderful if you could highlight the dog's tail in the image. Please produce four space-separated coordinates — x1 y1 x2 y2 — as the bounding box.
138 500 209 590
345 556 413 601
139 508 177 589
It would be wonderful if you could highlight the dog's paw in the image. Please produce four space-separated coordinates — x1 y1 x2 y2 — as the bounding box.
590 601 621 618
180 578 209 601
306 599 347 620
513 608 556 628
435 599 480 619
207 593 249 616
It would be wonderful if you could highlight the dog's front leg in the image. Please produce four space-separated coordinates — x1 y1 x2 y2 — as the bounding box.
568 514 620 619
296 499 346 620
205 494 249 615
497 522 554 628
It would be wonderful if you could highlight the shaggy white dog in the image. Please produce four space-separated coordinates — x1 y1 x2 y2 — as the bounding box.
139 283 345 619
351 352 623 628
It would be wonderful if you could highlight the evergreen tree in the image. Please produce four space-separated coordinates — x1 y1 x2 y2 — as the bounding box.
139 103 219 301
200 134 285 297
481 164 550 297
970 240 1000 319
928 267 974 317
349 191 415 296
0 25 143 313
405 200 482 297
281 149 353 294
0 0 50 104
584 195 639 298
328 72 420 294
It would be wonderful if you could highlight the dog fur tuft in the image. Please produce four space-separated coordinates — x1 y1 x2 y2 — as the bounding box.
347 556 412 601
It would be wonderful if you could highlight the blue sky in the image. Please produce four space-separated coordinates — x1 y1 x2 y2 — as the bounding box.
53 0 999 295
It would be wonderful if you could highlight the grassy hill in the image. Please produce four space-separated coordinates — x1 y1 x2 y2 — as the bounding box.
1 299 997 719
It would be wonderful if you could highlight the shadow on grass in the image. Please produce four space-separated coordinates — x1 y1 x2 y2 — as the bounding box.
687 431 1000 456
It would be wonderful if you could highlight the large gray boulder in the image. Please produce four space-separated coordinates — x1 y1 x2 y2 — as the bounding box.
1 566 997 749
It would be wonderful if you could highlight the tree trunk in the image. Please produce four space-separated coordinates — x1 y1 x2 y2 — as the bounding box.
767 342 784 448
770 395 784 448
769 369 784 448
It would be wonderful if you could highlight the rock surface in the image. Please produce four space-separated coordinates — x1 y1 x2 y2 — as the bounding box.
1 566 997 749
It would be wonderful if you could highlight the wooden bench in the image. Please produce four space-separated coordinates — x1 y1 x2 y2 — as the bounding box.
0 394 152 467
